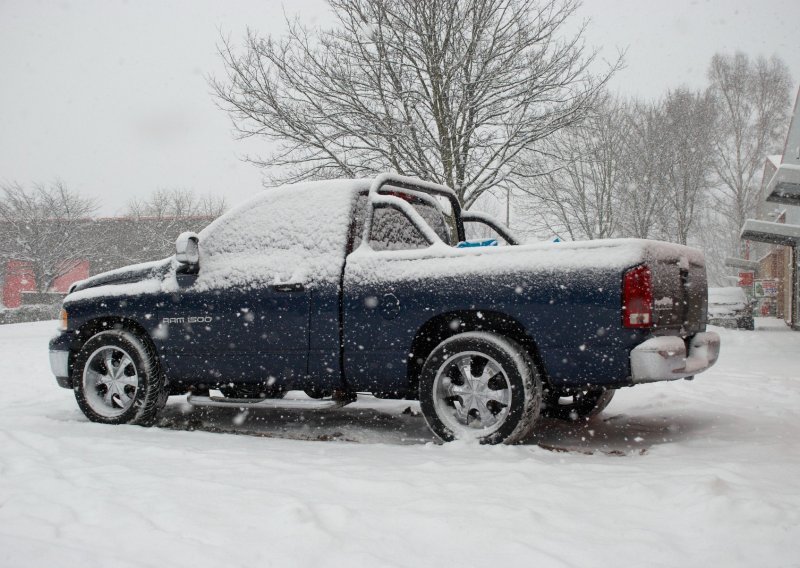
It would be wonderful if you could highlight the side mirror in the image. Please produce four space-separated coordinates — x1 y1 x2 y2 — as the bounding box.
175 231 200 266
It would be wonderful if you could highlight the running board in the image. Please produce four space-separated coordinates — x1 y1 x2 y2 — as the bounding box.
186 393 351 410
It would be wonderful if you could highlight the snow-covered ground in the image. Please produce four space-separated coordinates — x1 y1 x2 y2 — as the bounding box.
1 319 798 567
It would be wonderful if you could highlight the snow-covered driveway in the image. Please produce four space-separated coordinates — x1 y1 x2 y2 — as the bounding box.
1 320 798 567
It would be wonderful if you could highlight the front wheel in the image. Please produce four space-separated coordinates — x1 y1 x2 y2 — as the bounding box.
418 332 542 445
542 387 614 421
72 330 167 426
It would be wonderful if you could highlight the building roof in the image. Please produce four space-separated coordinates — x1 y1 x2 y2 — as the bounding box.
767 154 782 168
724 257 760 270
766 163 800 206
764 87 800 206
740 219 800 247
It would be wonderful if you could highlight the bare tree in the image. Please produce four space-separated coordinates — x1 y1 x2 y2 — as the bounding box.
515 97 628 240
707 53 792 245
127 188 226 220
211 0 619 207
617 99 671 240
694 204 737 286
0 181 99 293
122 188 227 262
659 88 718 245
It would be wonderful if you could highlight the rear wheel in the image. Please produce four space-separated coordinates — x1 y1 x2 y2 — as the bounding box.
72 330 166 426
542 387 614 421
418 332 541 444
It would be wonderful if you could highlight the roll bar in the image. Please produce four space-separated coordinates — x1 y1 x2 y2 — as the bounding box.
368 173 465 243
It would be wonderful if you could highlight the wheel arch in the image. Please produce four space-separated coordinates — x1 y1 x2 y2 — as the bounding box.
407 310 548 398
71 317 161 374
75 316 153 345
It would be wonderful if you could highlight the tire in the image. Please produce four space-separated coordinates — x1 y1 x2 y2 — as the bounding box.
303 387 329 400
542 387 614 421
418 332 542 445
72 329 167 426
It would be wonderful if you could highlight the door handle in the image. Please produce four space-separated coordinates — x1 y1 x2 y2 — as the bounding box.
271 282 305 292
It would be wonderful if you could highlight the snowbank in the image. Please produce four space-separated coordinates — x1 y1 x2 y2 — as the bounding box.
1 319 799 567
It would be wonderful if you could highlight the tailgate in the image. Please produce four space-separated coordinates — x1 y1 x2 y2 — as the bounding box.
650 253 708 335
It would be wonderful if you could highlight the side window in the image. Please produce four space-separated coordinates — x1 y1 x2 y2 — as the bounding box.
376 188 458 245
464 220 509 245
413 200 454 245
462 213 519 246
369 205 431 251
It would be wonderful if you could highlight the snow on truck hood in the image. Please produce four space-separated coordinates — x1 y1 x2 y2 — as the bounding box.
65 257 173 303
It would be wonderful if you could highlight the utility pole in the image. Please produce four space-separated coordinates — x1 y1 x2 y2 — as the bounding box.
506 187 511 228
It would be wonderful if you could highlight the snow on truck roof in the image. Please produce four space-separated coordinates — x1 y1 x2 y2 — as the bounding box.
198 174 459 244
198 179 372 242
195 179 375 291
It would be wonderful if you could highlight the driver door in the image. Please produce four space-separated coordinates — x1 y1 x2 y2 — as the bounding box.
158 278 310 388
343 191 448 395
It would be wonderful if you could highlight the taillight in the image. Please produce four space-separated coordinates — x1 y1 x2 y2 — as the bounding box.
622 264 653 328
59 308 68 331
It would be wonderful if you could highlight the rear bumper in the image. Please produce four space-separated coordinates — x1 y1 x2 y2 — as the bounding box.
630 332 720 383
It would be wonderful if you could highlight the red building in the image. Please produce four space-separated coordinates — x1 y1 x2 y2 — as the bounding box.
2 259 90 308
1 215 217 310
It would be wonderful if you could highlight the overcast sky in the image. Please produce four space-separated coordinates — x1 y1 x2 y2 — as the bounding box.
1 0 799 215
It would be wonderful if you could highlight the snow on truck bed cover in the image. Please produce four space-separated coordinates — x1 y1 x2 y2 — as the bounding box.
348 237 703 284
65 179 704 302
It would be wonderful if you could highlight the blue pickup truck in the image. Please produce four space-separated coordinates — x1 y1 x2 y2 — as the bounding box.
49 174 720 444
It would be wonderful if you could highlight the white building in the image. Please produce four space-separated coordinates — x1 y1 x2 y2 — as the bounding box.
740 87 800 329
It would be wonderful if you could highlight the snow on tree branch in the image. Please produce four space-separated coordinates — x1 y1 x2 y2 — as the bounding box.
210 0 620 207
